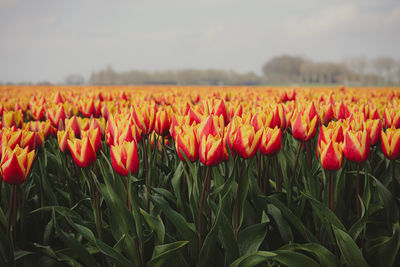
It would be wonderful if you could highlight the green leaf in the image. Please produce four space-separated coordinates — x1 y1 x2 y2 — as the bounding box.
238 223 268 256
151 195 197 252
14 250 33 261
264 195 318 243
171 162 185 210
365 223 400 267
281 243 337 267
95 239 133 267
147 241 189 267
220 213 240 265
349 196 367 240
198 195 223 267
332 224 368 267
230 251 277 267
140 208 165 243
268 204 294 243
273 249 320 267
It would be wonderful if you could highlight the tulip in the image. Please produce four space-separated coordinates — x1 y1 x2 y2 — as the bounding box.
0 128 22 156
110 141 139 176
46 104 66 127
57 130 75 153
20 130 35 150
343 130 370 163
79 98 95 117
131 104 156 136
233 124 262 159
291 113 318 142
81 128 102 153
318 140 343 171
318 122 344 147
2 111 23 128
381 127 400 160
197 115 224 141
260 127 281 155
31 105 46 121
89 118 106 137
175 125 199 162
67 136 96 167
65 116 80 137
0 145 35 185
154 108 172 136
384 108 400 128
363 119 382 146
199 134 224 166
210 99 228 124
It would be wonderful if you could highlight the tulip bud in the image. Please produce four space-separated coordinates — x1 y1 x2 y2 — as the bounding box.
381 127 400 160
363 119 382 146
46 104 66 127
67 136 97 167
110 141 139 176
318 140 343 171
260 127 281 155
291 113 318 142
233 124 262 159
154 108 172 136
0 145 35 185
199 133 223 166
57 130 75 152
131 104 156 136
81 128 102 153
343 130 370 163
175 125 198 162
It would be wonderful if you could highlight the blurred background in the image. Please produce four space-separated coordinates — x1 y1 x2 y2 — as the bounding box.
0 0 399 86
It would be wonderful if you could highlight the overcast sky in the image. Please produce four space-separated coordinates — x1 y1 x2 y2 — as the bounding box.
1 0 399 83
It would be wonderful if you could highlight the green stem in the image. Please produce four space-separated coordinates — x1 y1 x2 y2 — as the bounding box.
263 156 270 195
126 175 131 212
275 155 281 192
6 185 14 236
356 163 360 219
391 160 395 223
329 171 334 211
89 171 101 239
198 166 210 252
143 137 150 212
235 160 245 239
290 142 302 192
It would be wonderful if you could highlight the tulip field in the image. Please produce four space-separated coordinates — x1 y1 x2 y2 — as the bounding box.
1 85 400 266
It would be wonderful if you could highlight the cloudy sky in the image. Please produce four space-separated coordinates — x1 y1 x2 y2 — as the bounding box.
1 0 399 83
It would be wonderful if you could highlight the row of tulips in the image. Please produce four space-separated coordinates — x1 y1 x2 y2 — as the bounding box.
0 85 399 266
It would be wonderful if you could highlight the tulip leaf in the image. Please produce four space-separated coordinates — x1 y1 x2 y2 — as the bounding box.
147 241 189 267
150 195 197 253
229 251 277 267
348 196 367 240
267 204 294 243
272 249 320 267
198 195 223 267
332 224 368 267
280 243 337 267
220 213 240 265
263 195 318 243
140 208 165 243
365 223 400 267
238 222 268 256
171 162 185 211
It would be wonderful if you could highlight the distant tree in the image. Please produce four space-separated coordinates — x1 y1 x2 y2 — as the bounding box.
65 74 85 85
262 55 307 83
372 57 395 85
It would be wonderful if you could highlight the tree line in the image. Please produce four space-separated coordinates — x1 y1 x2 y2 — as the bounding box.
88 55 400 86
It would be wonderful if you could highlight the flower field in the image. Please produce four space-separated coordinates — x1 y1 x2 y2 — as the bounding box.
0 85 399 266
